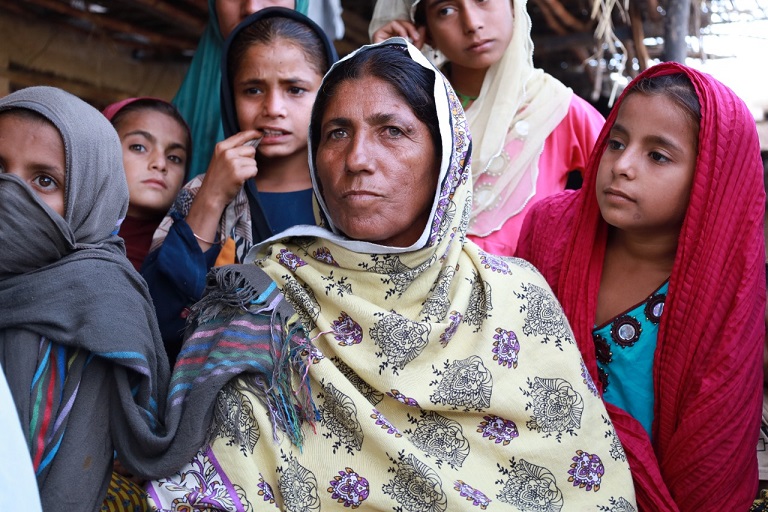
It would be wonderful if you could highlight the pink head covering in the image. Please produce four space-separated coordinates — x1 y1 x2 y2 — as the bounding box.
517 62 765 510
102 97 163 121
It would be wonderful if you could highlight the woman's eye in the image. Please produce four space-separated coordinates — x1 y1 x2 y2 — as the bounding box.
385 127 403 137
650 151 670 163
33 174 58 190
437 6 457 16
128 143 146 153
327 129 347 140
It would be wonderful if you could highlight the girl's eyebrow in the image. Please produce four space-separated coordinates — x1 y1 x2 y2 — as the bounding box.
124 129 155 143
612 122 686 154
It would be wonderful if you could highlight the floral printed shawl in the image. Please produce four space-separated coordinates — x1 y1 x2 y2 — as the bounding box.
148 40 636 511
517 62 765 511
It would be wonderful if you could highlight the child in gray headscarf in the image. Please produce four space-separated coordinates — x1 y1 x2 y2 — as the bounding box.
0 86 172 510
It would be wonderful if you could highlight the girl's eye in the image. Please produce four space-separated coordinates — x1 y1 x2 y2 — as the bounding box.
245 87 263 95
33 174 58 191
128 143 146 153
650 151 670 163
168 155 184 165
288 87 307 96
437 6 457 16
607 139 624 151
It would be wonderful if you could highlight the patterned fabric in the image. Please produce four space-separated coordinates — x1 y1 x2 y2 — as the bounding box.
148 40 636 511
593 281 669 438
102 472 150 512
517 62 765 510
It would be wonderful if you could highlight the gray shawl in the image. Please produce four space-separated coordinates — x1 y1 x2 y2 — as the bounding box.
0 87 232 511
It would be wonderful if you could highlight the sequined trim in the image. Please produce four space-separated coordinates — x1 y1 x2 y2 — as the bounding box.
644 294 666 324
610 315 642 348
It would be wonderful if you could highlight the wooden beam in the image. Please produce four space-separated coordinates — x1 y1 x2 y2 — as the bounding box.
23 0 197 51
630 1 650 70
0 66 130 106
130 0 206 35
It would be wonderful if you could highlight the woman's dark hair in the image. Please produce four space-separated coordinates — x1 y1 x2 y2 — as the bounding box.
227 16 330 82
109 99 192 174
628 73 702 141
310 44 441 162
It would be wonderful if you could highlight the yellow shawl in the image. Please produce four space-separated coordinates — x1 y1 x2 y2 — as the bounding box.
148 40 635 511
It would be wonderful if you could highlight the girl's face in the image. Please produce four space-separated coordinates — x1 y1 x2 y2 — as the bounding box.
0 112 66 216
233 40 322 162
422 0 514 71
215 0 294 39
116 109 187 219
596 92 699 236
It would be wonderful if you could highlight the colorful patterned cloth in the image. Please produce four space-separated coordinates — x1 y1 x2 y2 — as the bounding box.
517 62 765 510
148 40 636 511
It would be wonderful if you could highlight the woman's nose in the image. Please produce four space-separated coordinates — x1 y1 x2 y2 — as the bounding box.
344 133 372 174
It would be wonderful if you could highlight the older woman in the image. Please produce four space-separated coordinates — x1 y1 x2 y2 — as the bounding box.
148 40 636 510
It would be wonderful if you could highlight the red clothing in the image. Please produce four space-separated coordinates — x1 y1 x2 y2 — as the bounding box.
120 215 162 271
469 94 604 255
517 62 765 511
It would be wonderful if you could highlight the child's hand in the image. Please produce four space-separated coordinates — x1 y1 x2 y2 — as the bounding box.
199 130 262 209
372 20 425 49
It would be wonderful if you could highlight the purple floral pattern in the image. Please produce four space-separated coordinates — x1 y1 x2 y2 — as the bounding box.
313 247 339 266
277 248 307 271
331 312 363 346
580 360 599 396
327 467 370 508
477 415 519 445
492 327 520 369
371 409 402 437
386 389 420 407
257 474 278 507
453 480 491 509
479 251 512 275
439 311 463 347
567 450 605 492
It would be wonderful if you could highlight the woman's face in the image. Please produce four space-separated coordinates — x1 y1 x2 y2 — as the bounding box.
316 76 439 247
0 112 66 216
215 0 294 39
422 0 514 71
116 109 187 219
233 40 323 161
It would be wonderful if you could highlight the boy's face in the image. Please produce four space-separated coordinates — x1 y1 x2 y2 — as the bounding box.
0 112 66 216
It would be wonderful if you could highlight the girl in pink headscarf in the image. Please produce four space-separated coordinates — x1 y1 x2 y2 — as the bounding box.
518 62 765 511
104 98 191 270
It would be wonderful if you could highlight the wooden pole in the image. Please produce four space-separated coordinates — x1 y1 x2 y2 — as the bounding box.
662 0 691 63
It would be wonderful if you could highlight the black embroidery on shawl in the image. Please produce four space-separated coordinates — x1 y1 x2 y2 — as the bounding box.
522 377 584 442
495 458 564 512
403 410 470 469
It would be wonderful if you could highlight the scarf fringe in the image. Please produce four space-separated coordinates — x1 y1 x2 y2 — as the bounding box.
190 266 318 448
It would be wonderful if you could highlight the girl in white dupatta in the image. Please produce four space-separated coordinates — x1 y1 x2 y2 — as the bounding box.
371 0 605 255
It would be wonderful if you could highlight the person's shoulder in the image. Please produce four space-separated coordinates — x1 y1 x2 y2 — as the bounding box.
566 94 605 123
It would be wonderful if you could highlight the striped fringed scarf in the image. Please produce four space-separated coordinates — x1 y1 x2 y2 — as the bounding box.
28 340 90 479
172 264 318 449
